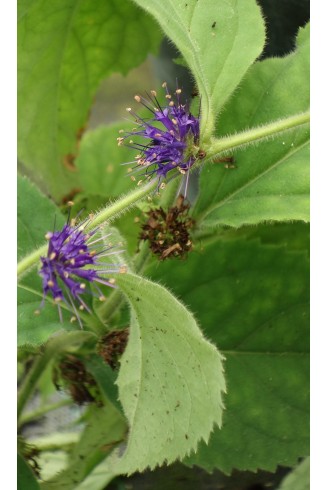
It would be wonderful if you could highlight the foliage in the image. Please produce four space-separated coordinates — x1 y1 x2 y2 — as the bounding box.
278 458 310 490
149 236 309 473
17 0 309 488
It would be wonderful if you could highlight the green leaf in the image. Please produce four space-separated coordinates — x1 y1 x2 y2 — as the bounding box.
148 238 309 473
36 452 68 482
18 280 72 347
231 222 310 253
41 402 126 490
278 457 310 490
133 0 265 139
38 450 68 480
76 123 136 198
18 176 65 260
73 456 118 490
18 453 40 490
84 354 122 412
109 273 225 473
195 23 310 227
18 0 162 199
201 222 310 255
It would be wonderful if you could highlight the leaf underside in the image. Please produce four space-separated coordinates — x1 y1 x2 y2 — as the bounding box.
109 272 226 474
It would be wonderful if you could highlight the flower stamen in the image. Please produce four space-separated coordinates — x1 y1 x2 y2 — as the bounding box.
120 83 200 195
39 220 122 326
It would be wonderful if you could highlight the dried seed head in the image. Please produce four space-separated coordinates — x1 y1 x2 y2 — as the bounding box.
139 195 195 260
55 355 101 405
98 328 129 369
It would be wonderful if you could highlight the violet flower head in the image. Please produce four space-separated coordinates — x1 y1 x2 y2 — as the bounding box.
119 82 200 189
39 218 125 326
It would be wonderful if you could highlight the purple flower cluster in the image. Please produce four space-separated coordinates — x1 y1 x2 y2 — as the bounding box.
39 220 124 326
118 83 200 187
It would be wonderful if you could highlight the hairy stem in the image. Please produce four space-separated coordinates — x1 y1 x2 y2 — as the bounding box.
205 111 310 159
17 244 47 278
91 179 157 228
97 240 151 324
97 289 124 326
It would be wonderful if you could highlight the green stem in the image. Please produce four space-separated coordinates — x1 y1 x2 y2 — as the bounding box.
97 289 123 325
19 398 72 427
91 179 157 228
97 178 180 325
17 331 95 420
97 241 151 325
34 440 77 452
18 355 50 421
159 174 181 207
205 111 310 158
17 180 157 278
17 244 47 278
133 240 151 271
29 433 79 452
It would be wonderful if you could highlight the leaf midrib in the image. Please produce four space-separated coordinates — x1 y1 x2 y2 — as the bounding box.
145 0 212 129
212 2 240 109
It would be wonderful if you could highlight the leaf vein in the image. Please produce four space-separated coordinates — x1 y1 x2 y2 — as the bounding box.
203 138 309 220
